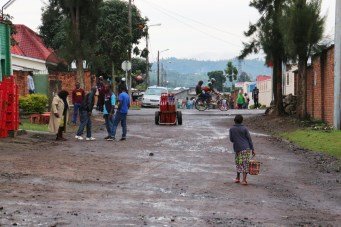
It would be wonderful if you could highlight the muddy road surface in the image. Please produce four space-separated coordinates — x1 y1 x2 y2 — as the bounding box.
0 111 340 226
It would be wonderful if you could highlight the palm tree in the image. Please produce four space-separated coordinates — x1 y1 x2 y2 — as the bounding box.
239 0 287 115
281 0 325 119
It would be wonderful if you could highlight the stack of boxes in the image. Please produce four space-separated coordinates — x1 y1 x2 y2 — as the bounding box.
0 76 19 138
159 93 176 124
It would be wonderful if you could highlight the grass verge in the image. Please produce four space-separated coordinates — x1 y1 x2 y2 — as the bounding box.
19 119 49 132
281 130 341 159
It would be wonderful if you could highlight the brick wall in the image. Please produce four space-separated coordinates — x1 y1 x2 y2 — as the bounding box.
48 71 93 96
306 45 335 125
13 71 29 96
13 70 94 97
306 66 313 117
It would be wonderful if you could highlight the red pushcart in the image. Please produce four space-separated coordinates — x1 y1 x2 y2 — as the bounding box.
155 93 182 125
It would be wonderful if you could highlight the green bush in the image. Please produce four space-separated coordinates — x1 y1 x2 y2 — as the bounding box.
19 94 48 114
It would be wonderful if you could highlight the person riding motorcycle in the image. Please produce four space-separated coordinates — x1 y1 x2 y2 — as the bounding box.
196 79 218 103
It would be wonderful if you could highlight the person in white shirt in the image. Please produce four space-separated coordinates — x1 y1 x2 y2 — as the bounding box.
27 72 35 94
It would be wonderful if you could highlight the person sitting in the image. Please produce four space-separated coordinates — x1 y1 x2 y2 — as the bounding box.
196 80 211 102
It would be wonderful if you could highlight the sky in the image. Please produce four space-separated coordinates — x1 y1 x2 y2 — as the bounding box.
4 0 336 61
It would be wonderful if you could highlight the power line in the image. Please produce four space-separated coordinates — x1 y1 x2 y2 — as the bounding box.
141 0 241 38
139 0 242 48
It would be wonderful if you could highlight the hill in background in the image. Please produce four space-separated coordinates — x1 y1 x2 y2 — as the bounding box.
149 58 271 88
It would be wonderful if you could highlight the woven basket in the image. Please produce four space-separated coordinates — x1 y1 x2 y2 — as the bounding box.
249 160 261 175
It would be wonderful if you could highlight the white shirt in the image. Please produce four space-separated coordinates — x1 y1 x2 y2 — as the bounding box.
27 75 35 91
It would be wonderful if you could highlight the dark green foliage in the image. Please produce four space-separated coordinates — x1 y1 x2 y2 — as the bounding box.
207 71 226 92
281 0 325 118
91 0 147 76
19 94 48 114
282 0 325 63
40 0 101 63
239 0 287 115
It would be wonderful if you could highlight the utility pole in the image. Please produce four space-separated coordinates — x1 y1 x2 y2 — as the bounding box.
146 26 150 86
145 24 161 86
157 49 169 87
334 0 341 129
128 0 132 96
157 50 160 86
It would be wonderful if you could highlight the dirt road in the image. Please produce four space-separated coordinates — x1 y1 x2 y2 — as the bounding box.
0 111 340 226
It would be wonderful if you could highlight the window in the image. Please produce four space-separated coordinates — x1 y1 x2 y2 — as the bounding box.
287 73 290 85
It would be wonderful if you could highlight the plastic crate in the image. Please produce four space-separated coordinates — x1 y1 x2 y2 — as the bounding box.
0 129 8 138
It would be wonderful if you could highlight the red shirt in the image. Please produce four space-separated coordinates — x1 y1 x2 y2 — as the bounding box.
203 86 211 93
72 88 85 104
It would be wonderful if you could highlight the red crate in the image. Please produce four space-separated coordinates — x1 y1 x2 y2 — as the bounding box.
0 129 8 138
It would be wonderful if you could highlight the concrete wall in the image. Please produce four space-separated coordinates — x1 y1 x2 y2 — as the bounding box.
257 79 272 107
284 65 297 95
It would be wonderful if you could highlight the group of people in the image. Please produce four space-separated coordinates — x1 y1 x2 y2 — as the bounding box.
48 78 130 142
236 87 260 109
195 79 260 110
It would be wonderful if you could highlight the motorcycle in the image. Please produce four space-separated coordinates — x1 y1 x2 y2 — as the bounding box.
195 93 229 111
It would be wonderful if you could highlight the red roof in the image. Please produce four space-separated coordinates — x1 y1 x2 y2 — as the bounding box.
11 24 59 64
257 75 272 82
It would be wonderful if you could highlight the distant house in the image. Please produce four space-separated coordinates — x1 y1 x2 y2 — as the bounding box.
11 24 59 74
257 75 272 107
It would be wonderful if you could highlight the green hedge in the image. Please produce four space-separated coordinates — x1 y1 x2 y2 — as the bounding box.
19 94 48 114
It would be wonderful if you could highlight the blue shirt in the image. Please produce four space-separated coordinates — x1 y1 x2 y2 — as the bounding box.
118 92 130 114
103 94 116 115
229 124 254 153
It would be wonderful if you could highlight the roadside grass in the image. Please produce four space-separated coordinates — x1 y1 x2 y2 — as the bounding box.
19 119 49 132
281 130 341 159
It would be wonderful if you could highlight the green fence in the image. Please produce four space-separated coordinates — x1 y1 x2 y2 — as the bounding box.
33 74 49 96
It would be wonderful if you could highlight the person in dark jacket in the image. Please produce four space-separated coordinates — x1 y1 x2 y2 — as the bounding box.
229 115 256 185
75 87 97 141
103 83 117 141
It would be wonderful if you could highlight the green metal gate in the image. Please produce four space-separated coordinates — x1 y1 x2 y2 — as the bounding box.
0 22 12 81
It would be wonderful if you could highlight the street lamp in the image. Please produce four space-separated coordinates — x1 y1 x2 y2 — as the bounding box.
145 23 161 86
157 49 169 86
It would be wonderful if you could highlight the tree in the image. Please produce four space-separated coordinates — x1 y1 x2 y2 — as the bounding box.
225 61 238 82
40 0 102 87
281 0 325 118
238 72 252 82
93 0 147 80
239 0 287 115
207 71 226 92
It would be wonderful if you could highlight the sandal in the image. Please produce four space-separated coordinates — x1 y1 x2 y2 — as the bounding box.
234 179 240 183
241 181 248 185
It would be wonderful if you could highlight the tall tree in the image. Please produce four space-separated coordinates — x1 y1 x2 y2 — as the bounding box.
40 0 102 87
238 72 252 82
225 61 238 82
239 0 287 115
207 71 226 92
281 0 325 118
93 0 147 80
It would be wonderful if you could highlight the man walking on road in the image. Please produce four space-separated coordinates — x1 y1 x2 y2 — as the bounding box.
111 87 130 141
75 87 96 141
72 82 85 124
252 86 260 109
103 83 116 141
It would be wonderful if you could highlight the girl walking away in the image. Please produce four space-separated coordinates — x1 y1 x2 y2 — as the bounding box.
49 90 70 141
229 115 256 185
